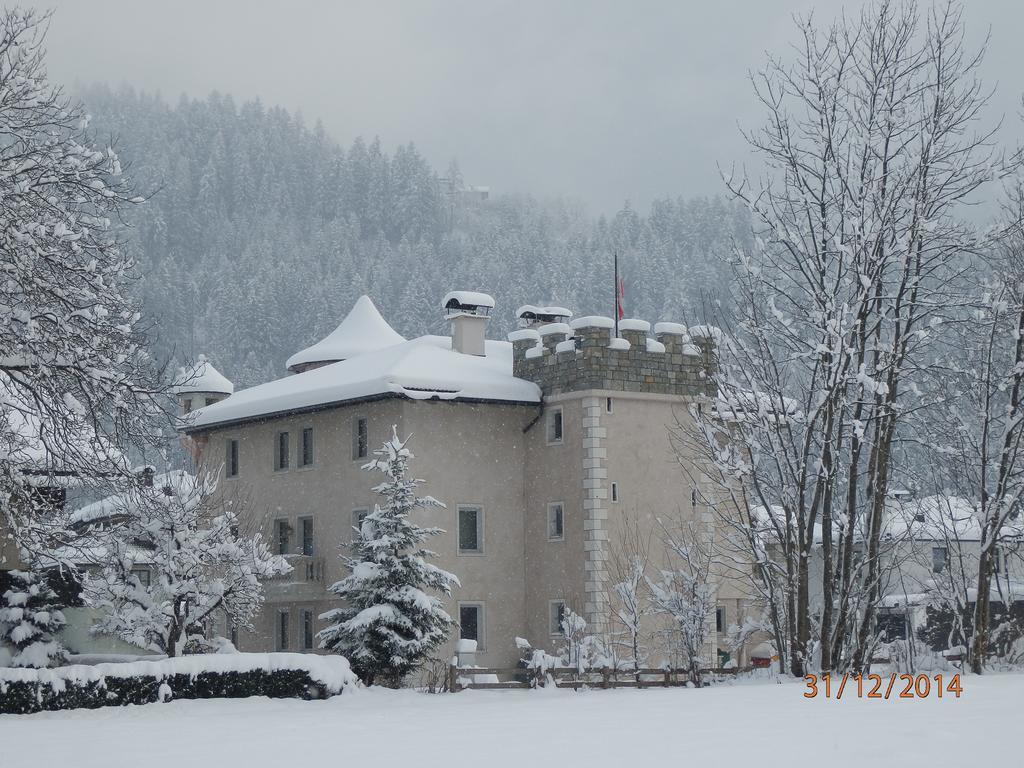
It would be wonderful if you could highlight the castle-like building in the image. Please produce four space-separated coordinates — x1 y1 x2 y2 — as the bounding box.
179 292 756 668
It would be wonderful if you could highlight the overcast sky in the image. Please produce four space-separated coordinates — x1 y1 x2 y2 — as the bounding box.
29 0 1024 213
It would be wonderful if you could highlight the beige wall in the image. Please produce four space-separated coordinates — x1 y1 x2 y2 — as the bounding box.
189 388 759 671
193 396 538 668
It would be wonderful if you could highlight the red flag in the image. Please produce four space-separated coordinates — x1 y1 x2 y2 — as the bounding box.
617 277 625 319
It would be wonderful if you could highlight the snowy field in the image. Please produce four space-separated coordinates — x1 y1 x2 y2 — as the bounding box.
2 674 1021 768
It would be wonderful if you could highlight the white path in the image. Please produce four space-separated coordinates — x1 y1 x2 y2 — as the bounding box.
1 673 1019 767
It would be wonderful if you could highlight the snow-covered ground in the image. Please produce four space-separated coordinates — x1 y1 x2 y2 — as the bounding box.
2 674 1019 767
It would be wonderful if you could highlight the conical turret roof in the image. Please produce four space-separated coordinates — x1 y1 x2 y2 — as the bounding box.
174 355 234 395
286 295 406 373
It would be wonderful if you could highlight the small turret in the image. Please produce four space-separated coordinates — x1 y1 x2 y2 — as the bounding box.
174 355 234 415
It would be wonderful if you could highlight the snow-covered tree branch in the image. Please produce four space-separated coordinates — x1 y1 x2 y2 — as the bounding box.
86 471 288 657
0 8 167 565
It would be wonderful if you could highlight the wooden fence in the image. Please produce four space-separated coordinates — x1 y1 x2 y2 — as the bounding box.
447 664 752 692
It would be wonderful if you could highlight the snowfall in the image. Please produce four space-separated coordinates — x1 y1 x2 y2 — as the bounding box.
2 673 1020 767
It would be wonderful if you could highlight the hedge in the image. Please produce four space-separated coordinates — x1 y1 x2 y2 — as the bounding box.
0 653 357 715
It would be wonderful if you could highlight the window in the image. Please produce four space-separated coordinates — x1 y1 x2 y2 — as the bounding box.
994 549 1003 574
351 509 369 541
226 438 239 478
300 516 314 556
300 427 314 467
204 397 217 407
458 506 483 554
611 482 619 503
459 603 484 649
182 398 193 414
716 606 726 633
547 502 564 541
546 407 563 444
277 610 290 651
275 431 290 471
230 623 238 648
932 546 947 574
275 519 291 555
353 417 368 460
302 609 314 650
131 568 151 587
549 600 567 635
606 397 613 413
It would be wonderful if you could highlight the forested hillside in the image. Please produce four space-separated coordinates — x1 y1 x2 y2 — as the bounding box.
82 86 747 388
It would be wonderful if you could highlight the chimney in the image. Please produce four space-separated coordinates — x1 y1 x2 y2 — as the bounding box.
442 291 495 356
516 304 573 329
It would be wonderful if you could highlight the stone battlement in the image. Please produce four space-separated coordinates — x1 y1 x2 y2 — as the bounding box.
509 316 717 397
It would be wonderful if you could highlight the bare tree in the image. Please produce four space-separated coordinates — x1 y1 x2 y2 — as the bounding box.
0 9 167 565
646 518 716 686
685 0 1011 675
607 512 653 673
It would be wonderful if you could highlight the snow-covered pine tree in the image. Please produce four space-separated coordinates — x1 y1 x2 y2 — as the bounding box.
87 471 289 657
318 428 459 687
0 569 67 668
0 9 165 563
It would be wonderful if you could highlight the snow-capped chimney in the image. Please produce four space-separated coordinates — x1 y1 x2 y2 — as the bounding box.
516 304 573 329
442 291 494 356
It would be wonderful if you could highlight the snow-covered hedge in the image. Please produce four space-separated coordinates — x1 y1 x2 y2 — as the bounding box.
0 653 357 714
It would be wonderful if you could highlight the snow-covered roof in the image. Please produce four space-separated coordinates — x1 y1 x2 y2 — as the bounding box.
174 355 234 396
70 470 195 525
286 295 406 372
886 495 1024 542
442 291 495 310
186 335 541 431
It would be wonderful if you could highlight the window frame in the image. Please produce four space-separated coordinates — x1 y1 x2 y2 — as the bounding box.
299 515 314 556
299 426 315 468
546 407 564 445
277 609 290 651
225 438 240 478
549 600 567 636
275 518 291 556
352 416 369 461
458 601 486 651
931 545 948 574
547 501 565 541
130 568 151 587
274 430 290 472
716 606 726 633
457 505 484 555
301 609 315 651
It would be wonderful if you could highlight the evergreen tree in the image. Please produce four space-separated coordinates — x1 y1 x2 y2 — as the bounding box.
0 569 67 668
318 428 459 687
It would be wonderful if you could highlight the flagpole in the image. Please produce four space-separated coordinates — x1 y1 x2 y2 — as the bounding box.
614 250 619 338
